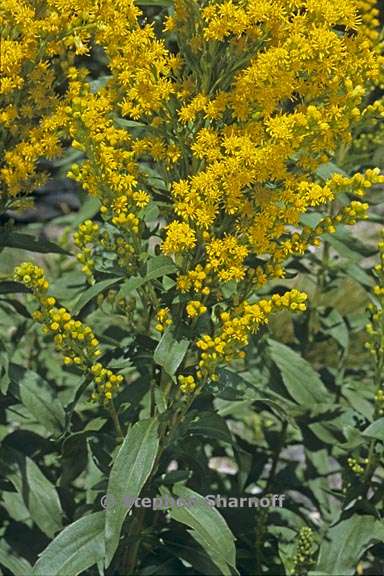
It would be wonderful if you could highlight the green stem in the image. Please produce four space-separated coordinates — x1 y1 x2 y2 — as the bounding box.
109 400 124 442
123 507 146 574
264 420 288 494
119 380 200 572
318 237 330 291
362 358 384 493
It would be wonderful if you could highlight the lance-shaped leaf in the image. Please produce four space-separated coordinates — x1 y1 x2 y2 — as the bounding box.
105 417 160 566
311 515 384 576
160 484 238 576
33 512 105 576
72 276 122 317
269 339 329 405
362 417 384 442
0 543 32 576
154 328 190 376
3 448 63 538
146 255 177 281
0 231 70 254
9 363 65 434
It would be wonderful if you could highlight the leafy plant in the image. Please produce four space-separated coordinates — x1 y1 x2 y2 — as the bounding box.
0 1 383 575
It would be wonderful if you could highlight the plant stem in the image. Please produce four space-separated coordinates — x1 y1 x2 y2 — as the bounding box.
318 236 330 291
109 399 124 442
362 358 383 493
123 507 146 575
264 420 288 494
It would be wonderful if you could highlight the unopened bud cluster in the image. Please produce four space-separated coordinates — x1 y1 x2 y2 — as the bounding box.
291 527 315 576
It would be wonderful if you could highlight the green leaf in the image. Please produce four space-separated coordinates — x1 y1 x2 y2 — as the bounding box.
154 329 189 376
188 411 233 444
342 387 374 420
165 540 222 575
119 275 146 297
161 484 238 576
33 512 105 576
52 147 83 168
0 231 70 254
72 277 122 316
0 339 10 394
0 543 32 576
215 368 250 400
9 364 65 434
320 309 349 350
60 431 89 486
4 449 63 538
114 117 147 129
105 417 160 566
118 256 176 299
118 256 177 301
323 233 363 263
324 225 376 258
2 490 30 522
0 296 31 318
362 418 384 442
312 515 384 576
316 162 347 181
49 270 85 301
0 281 30 294
367 212 384 223
300 212 324 228
268 339 329 405
90 74 111 93
136 0 172 5
341 263 374 288
68 197 100 228
142 203 160 225
146 255 177 281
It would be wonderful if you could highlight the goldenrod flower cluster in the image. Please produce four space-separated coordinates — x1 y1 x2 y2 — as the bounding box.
177 265 211 295
13 263 123 402
350 0 384 157
155 308 173 333
357 0 382 44
0 0 100 209
59 0 383 286
162 222 197 255
347 456 368 475
196 290 308 380
73 220 100 283
178 374 197 394
13 263 49 293
90 364 124 403
6 1 384 396
111 237 136 273
186 300 208 319
291 527 314 576
73 216 138 284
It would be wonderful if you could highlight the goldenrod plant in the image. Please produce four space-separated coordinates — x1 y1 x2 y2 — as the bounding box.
0 1 384 575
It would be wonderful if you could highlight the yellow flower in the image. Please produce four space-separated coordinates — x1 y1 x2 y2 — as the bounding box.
178 374 197 394
186 301 207 319
162 222 197 254
14 262 124 403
